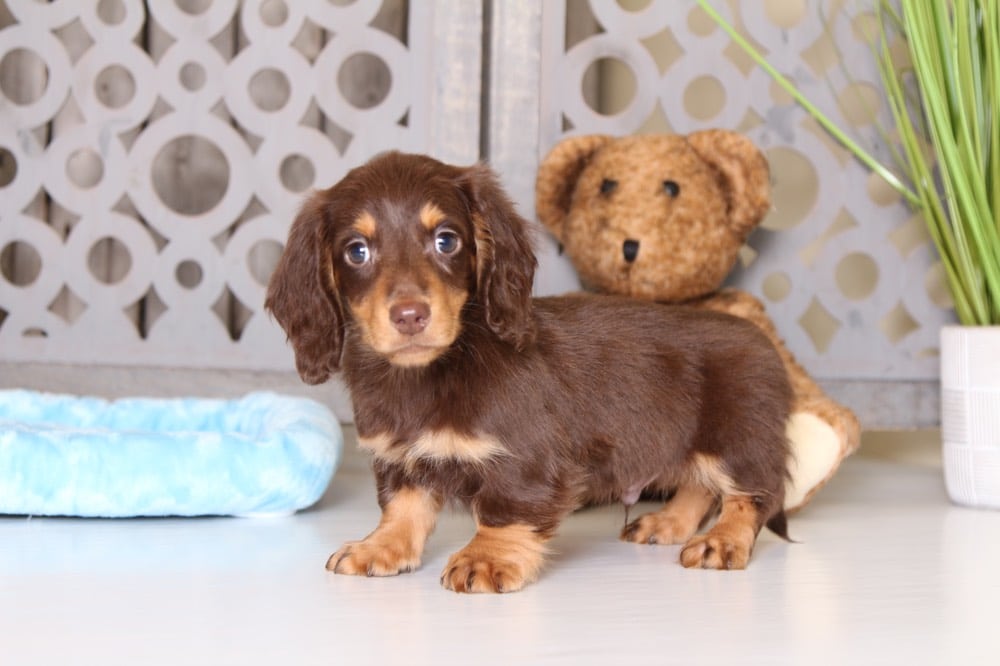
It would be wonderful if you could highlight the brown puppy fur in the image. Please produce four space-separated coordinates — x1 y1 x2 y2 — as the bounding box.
265 152 792 593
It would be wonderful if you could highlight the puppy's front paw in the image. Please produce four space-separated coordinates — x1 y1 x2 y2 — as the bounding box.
440 551 527 594
679 533 752 570
327 537 420 577
440 524 548 594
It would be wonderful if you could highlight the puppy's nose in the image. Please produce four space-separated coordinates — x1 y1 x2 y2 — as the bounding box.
623 239 640 263
390 301 431 336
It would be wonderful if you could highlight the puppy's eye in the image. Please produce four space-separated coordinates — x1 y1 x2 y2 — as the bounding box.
600 178 618 195
345 240 371 265
663 180 680 197
434 229 461 255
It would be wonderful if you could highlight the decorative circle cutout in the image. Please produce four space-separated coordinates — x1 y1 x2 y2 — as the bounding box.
0 26 71 127
248 239 283 287
87 236 131 285
66 148 104 189
0 147 16 188
683 75 726 120
1 241 42 286
0 48 47 105
836 252 879 301
582 57 635 116
43 124 127 214
249 68 291 112
338 53 392 110
225 45 313 136
129 114 253 238
313 27 411 131
176 260 203 289
146 0 238 41
94 64 135 109
64 212 158 307
280 154 316 192
562 35 659 132
151 135 230 216
157 41 226 112
0 128 42 212
73 41 156 129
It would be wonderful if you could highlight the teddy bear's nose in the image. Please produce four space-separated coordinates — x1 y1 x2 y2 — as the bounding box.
623 239 640 263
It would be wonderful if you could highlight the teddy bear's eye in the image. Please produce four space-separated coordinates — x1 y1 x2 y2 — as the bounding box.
600 178 618 195
663 180 680 197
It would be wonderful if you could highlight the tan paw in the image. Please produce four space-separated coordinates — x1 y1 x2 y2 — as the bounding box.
326 538 420 577
679 533 752 570
440 551 530 594
439 524 548 594
621 513 696 545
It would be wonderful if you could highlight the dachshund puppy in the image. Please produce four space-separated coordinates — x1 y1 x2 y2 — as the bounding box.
265 151 791 593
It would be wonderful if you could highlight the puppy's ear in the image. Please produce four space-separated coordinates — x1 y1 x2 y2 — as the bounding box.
459 163 537 349
265 192 344 384
535 135 614 241
687 130 771 238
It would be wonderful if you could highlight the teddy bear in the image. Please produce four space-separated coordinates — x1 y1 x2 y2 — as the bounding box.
535 131 861 512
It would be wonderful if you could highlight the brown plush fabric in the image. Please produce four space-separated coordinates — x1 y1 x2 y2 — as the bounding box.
536 132 861 512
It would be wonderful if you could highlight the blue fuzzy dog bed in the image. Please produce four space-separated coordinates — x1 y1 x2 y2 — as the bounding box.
0 390 342 518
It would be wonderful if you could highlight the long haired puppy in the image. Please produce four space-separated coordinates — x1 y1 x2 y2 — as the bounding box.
266 152 791 593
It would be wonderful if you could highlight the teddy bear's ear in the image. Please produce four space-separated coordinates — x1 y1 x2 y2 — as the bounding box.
535 135 615 240
687 130 771 237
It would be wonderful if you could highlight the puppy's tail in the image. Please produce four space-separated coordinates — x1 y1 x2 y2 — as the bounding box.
765 510 795 542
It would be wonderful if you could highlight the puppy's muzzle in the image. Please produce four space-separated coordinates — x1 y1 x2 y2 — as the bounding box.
390 300 431 336
623 239 640 264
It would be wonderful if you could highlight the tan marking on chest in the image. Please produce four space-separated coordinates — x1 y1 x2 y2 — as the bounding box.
358 433 396 458
358 429 507 467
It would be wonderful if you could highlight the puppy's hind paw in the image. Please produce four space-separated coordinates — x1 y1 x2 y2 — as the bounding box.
620 513 696 546
679 534 751 570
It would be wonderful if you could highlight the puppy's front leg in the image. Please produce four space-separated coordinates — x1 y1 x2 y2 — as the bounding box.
441 523 550 594
328 486 442 577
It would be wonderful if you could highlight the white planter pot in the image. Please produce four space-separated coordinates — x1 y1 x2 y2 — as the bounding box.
940 325 1000 509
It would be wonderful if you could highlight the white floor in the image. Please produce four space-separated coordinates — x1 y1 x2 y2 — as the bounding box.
2 429 998 665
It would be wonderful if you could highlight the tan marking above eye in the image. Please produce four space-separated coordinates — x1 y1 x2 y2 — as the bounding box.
419 202 448 231
352 211 377 237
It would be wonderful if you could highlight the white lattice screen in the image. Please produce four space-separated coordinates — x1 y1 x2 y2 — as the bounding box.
0 0 479 372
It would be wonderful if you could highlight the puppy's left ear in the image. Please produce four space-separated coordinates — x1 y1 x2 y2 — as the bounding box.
458 163 537 349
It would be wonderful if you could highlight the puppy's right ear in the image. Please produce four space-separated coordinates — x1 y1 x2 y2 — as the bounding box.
535 135 614 240
265 192 344 385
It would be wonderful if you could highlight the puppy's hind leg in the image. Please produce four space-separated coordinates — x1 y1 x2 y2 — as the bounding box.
620 482 716 545
680 495 765 570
